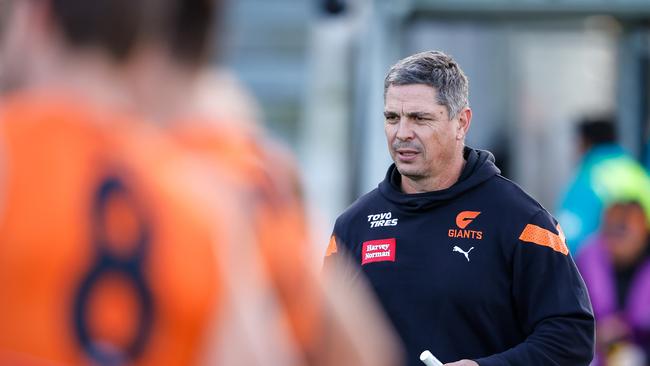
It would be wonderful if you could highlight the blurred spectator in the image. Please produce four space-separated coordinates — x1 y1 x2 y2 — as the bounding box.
645 137 650 174
576 201 650 366
0 0 399 365
556 116 650 255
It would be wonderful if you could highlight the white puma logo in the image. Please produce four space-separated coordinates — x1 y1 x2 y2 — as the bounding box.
453 246 474 262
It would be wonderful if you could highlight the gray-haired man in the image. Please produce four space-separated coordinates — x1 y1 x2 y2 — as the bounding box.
324 51 594 366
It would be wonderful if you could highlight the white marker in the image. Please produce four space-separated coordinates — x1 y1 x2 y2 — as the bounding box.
420 350 444 366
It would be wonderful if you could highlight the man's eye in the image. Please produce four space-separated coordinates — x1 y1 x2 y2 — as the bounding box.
385 116 398 123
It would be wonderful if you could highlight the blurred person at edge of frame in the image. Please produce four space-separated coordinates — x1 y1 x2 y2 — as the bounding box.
576 201 650 366
123 1 403 365
0 0 401 365
556 116 650 255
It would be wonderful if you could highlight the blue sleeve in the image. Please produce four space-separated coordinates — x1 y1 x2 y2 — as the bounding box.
475 210 595 366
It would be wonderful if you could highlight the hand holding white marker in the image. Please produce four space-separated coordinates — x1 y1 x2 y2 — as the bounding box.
420 350 444 366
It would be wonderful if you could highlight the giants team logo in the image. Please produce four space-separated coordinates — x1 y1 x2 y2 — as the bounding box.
361 238 396 265
448 211 483 239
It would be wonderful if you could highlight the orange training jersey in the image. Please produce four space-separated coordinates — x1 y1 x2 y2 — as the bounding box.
0 91 230 366
169 120 403 366
170 119 323 359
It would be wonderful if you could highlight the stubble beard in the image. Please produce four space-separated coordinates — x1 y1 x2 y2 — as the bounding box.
393 156 430 182
393 146 458 186
391 141 427 181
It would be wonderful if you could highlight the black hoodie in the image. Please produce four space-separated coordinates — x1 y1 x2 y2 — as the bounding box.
324 147 594 366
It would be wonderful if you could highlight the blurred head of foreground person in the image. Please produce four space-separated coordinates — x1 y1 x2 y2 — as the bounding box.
0 0 401 365
577 201 650 366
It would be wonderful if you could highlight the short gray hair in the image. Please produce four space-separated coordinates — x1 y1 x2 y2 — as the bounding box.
384 50 469 119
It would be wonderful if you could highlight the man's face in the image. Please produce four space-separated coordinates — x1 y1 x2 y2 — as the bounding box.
384 84 467 181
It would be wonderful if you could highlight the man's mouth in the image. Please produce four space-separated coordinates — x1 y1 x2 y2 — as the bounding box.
395 149 419 161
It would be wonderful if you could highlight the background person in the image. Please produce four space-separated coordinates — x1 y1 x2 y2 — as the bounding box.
556 116 650 255
576 201 650 366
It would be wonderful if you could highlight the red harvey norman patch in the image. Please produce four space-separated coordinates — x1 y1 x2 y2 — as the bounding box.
361 238 396 265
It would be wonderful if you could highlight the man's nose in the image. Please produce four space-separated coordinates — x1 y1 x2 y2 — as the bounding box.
396 118 414 141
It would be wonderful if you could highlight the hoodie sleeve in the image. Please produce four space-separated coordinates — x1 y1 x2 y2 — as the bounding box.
323 232 342 271
475 209 595 366
322 218 356 282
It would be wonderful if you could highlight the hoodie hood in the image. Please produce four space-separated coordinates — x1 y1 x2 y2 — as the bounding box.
378 147 500 212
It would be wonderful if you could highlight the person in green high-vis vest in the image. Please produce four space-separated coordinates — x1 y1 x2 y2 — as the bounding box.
557 117 650 255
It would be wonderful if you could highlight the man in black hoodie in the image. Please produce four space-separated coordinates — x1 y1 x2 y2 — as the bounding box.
323 51 595 366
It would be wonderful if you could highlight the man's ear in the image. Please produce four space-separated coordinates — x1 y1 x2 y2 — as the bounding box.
456 107 472 141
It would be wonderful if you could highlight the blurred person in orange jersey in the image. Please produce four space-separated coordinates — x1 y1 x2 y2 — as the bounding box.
576 201 650 366
0 0 236 364
124 1 402 365
0 0 401 365
125 1 402 365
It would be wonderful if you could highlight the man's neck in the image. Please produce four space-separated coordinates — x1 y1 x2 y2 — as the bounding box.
125 44 200 124
25 47 133 112
400 150 466 194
